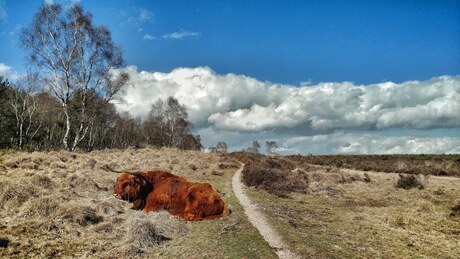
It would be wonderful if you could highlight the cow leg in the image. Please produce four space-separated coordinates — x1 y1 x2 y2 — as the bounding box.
144 192 169 212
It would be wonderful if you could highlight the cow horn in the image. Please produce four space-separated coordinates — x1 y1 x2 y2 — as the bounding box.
101 164 142 177
100 164 122 173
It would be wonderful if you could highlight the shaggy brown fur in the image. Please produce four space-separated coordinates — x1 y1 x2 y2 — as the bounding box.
114 170 229 221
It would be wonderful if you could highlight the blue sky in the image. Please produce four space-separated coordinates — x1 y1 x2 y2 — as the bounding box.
0 0 459 154
1 0 459 84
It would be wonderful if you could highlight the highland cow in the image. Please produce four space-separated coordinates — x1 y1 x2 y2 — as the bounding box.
103 165 230 221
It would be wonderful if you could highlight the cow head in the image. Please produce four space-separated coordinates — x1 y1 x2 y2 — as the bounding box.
114 173 152 210
185 183 229 220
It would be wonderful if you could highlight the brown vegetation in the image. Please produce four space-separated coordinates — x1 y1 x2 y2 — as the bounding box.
233 152 308 197
395 173 429 189
287 154 460 177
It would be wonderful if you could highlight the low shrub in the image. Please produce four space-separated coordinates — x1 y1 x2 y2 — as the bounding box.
127 218 169 248
211 169 224 176
363 173 371 183
334 155 344 167
32 175 53 189
188 164 197 171
396 174 425 190
218 162 239 170
242 158 309 197
0 237 9 248
450 204 460 217
338 174 362 184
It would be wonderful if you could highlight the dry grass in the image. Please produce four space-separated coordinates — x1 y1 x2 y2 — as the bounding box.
4 148 457 258
242 155 460 258
0 147 274 258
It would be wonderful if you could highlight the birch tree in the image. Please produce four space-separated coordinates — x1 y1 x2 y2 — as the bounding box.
144 97 194 149
7 73 42 149
216 141 228 153
20 3 128 150
265 140 278 155
247 141 261 153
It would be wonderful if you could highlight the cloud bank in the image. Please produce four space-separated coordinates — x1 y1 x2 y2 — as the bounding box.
283 133 460 155
113 66 460 154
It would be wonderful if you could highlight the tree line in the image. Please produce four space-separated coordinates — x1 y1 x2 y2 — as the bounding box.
208 140 279 154
0 3 201 152
0 77 201 151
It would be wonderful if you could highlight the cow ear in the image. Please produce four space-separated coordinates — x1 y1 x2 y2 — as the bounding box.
187 193 195 203
133 176 144 184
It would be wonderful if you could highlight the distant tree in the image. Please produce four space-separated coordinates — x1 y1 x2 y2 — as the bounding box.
34 91 64 150
20 3 128 150
0 76 16 148
265 140 278 155
144 97 200 149
247 140 261 153
6 73 43 150
182 134 202 151
80 96 118 151
105 112 144 149
216 141 228 153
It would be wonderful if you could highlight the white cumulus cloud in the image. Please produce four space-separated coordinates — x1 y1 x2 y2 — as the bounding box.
283 133 460 154
113 66 460 133
111 66 460 154
0 62 19 81
113 66 290 126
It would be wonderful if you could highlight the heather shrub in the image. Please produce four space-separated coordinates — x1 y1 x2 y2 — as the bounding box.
242 158 309 197
396 174 427 190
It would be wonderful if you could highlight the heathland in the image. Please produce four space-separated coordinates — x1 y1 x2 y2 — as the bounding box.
0 148 459 258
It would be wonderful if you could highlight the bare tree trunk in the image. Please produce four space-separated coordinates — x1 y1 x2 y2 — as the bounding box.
19 118 24 149
63 105 71 150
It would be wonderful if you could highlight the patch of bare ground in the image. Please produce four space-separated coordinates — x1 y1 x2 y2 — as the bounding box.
235 153 460 258
0 147 274 258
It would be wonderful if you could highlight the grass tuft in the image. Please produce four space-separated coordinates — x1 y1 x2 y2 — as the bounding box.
19 196 60 218
56 204 103 226
126 217 169 248
0 180 39 209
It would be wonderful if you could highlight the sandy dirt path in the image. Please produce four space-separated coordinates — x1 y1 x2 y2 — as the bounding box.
232 165 298 259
